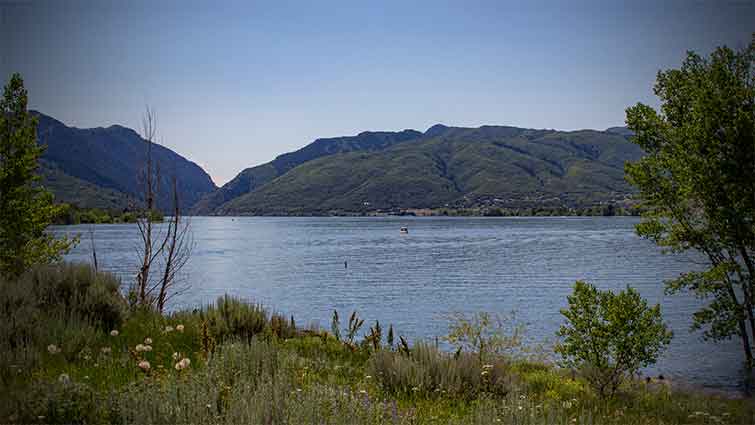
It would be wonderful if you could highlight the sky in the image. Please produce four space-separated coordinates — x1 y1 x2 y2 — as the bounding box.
1 1 753 186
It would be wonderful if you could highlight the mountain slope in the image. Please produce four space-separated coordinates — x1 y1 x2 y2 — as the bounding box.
216 125 643 215
34 112 217 211
39 160 134 210
191 129 423 214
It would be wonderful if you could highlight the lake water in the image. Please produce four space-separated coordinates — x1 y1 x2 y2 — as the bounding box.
53 216 742 391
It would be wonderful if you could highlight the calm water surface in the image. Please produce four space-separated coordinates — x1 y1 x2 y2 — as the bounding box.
53 216 742 391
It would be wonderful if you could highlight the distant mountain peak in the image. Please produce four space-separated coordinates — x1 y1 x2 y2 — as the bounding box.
425 123 450 137
605 126 634 137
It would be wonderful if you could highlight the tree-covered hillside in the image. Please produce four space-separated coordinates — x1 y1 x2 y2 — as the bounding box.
214 125 643 215
34 112 217 212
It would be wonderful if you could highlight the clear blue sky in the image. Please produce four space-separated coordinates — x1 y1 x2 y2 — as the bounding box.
2 0 753 185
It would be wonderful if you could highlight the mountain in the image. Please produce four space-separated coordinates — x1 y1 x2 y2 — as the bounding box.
191 129 423 214
38 159 134 210
211 124 643 215
34 112 217 211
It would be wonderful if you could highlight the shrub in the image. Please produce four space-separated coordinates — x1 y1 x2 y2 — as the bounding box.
23 263 126 330
0 263 126 347
368 341 513 399
201 295 269 344
442 311 523 363
555 281 673 398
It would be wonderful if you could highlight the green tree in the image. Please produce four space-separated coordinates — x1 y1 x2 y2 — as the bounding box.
556 281 672 398
0 73 74 278
624 36 755 390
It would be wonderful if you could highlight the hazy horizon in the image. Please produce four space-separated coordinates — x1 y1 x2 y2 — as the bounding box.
2 0 753 185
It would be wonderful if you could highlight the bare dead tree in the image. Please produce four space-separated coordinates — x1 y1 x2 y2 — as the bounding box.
131 107 193 313
155 175 194 312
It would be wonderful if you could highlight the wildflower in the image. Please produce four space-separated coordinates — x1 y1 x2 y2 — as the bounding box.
481 370 489 376
143 345 153 352
144 337 153 345
296 388 302 393
518 405 523 411
172 352 180 361
138 360 151 371
174 358 191 370
164 326 174 333
365 375 372 380
482 364 494 369
176 324 185 332
135 344 146 352
47 344 61 354
359 389 367 394
58 373 70 384
110 330 119 337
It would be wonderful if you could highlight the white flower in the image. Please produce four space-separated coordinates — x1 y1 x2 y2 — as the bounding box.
144 338 153 345
176 324 185 332
135 344 146 352
138 360 151 371
47 344 61 354
143 345 152 352
359 389 367 394
58 373 70 384
101 347 112 354
172 352 180 361
110 330 119 337
365 375 372 379
164 326 174 333
174 357 191 370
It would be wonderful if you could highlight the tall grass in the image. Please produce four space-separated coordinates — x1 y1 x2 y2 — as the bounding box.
369 341 514 399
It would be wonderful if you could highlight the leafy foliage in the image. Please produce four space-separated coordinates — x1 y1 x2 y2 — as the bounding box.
442 311 524 364
0 74 74 278
556 281 672 398
624 36 755 384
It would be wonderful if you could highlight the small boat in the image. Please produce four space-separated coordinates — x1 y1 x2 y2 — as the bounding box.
400 226 408 234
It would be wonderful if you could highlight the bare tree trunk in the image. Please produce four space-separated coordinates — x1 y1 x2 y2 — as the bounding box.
131 107 193 313
134 107 162 308
156 176 192 313
88 224 98 272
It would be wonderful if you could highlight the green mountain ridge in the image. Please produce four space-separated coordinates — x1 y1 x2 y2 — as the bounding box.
38 160 134 211
33 112 217 212
190 129 423 214
210 124 643 215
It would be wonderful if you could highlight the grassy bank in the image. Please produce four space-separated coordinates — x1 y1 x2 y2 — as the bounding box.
1 263 752 424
